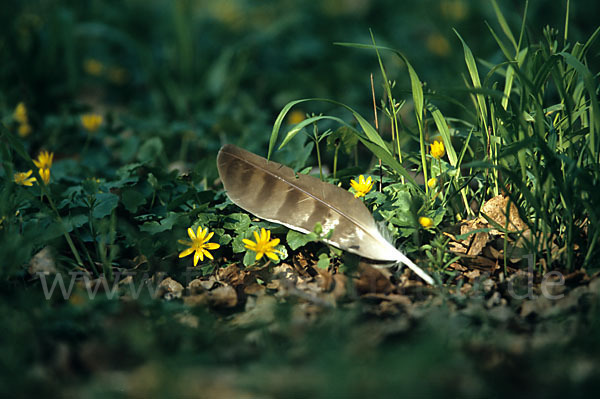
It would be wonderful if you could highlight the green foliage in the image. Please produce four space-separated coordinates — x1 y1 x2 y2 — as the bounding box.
269 4 600 274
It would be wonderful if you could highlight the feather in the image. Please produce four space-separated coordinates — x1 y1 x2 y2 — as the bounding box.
217 144 434 285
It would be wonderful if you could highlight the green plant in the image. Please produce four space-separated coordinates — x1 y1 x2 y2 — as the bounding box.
269 1 599 274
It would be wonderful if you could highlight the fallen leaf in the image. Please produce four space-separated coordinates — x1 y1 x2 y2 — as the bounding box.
28 247 57 275
354 263 394 295
217 264 248 287
206 285 238 308
157 277 184 300
480 195 528 232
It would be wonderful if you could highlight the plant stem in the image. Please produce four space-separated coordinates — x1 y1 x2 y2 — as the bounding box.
43 189 85 268
313 124 323 180
333 144 339 179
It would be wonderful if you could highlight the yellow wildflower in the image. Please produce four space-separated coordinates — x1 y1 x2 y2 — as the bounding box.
440 0 468 21
350 175 374 198
14 170 36 186
83 58 104 76
419 216 434 229
81 113 103 133
243 228 283 261
178 226 220 266
427 177 438 189
33 150 53 170
426 33 451 57
107 67 128 84
38 168 50 185
13 102 28 124
287 110 306 125
430 140 445 159
18 123 32 138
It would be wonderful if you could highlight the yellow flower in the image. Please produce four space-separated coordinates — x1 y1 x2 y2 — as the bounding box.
14 170 36 186
419 216 434 229
18 123 32 138
427 177 438 189
13 102 28 124
426 33 451 57
33 150 53 170
83 58 104 76
440 0 468 21
107 67 128 84
350 175 374 198
430 140 445 159
81 113 103 133
38 168 50 185
287 110 306 125
178 227 220 266
243 228 283 261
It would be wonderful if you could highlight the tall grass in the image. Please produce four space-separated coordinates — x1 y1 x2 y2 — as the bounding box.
271 1 600 272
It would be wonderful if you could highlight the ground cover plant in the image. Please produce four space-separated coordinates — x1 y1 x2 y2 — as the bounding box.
1 0 600 397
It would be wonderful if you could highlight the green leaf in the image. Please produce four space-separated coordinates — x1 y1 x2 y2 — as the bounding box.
357 136 421 189
121 188 147 213
454 30 489 124
428 105 458 166
92 193 119 219
317 253 330 269
223 213 252 232
232 227 258 253
270 98 391 160
279 115 347 149
270 99 312 160
139 212 179 234
327 126 359 153
286 229 318 250
137 137 165 165
243 251 256 267
491 0 517 51
218 233 232 246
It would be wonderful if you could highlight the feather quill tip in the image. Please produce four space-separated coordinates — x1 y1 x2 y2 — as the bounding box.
394 252 435 285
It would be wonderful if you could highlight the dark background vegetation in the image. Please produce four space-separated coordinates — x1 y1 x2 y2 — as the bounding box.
4 0 598 163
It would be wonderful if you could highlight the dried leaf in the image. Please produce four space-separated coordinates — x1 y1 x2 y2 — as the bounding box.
481 195 528 232
354 263 394 295
206 285 238 308
157 277 184 300
28 247 57 275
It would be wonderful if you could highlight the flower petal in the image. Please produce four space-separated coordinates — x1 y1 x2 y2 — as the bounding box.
204 231 214 243
202 249 214 260
193 250 202 266
266 251 279 261
187 227 196 240
204 242 220 250
179 248 194 258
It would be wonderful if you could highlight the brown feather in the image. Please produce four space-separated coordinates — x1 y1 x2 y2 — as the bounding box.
216 144 434 284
